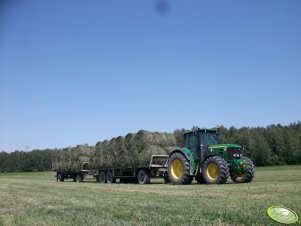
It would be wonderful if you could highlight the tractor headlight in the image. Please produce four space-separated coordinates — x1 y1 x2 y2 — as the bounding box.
233 153 242 158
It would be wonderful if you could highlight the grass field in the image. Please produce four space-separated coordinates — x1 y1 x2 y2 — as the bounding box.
0 166 301 226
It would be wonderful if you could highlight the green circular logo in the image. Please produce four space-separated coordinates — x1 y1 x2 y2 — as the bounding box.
267 206 299 224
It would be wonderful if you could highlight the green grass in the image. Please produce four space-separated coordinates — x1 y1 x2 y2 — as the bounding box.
0 166 301 225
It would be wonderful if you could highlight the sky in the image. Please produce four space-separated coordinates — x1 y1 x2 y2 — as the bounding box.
0 0 300 152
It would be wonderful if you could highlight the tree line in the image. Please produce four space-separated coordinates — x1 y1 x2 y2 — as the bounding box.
1 122 300 172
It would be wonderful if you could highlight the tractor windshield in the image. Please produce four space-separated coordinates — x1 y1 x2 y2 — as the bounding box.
200 132 219 147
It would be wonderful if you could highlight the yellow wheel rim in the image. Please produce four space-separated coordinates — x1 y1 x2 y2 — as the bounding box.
171 159 183 180
207 162 218 180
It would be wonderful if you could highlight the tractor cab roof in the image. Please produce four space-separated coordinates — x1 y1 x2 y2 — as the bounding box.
184 128 218 134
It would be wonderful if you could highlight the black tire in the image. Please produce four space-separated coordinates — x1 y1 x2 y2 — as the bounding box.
99 171 106 183
73 176 77 182
202 156 229 184
76 174 83 183
137 169 150 184
231 157 255 183
195 172 205 184
106 171 116 184
57 173 64 182
168 152 192 185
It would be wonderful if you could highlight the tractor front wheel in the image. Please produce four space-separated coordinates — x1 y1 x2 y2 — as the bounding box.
203 156 229 184
231 157 255 183
168 152 192 185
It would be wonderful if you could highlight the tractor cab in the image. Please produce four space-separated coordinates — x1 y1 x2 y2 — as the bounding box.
183 127 243 163
183 128 220 162
184 128 219 147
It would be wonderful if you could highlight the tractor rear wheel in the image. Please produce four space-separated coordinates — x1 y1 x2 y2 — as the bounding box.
99 171 106 183
137 169 150 184
168 152 191 185
106 171 116 184
231 157 255 183
203 156 229 184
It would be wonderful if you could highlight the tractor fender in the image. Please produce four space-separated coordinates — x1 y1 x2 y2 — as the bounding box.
202 154 219 164
168 148 190 161
168 148 196 176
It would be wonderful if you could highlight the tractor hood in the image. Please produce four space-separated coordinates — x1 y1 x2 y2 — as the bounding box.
208 144 241 150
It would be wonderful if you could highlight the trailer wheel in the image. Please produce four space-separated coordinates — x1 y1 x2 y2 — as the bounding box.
76 174 83 183
137 169 150 184
106 171 116 184
99 171 106 183
57 173 64 182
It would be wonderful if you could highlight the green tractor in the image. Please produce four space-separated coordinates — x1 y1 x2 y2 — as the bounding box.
167 127 255 185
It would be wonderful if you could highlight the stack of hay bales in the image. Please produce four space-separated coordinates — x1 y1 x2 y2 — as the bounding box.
52 145 92 172
173 128 186 147
93 130 177 169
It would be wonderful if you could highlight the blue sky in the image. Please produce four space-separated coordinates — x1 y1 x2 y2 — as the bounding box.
0 0 300 152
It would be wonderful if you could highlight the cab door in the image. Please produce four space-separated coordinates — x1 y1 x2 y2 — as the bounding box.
184 132 199 162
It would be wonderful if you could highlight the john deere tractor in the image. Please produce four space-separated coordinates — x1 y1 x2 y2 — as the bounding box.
167 127 254 185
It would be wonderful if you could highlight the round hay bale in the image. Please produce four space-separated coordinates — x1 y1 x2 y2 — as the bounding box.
101 140 111 168
109 137 117 167
124 133 138 167
52 145 93 172
138 145 168 166
133 130 176 151
91 141 102 169
115 136 129 168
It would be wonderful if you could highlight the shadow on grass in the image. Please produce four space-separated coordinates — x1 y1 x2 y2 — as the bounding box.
56 179 242 186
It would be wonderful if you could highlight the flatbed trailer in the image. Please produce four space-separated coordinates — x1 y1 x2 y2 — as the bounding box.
56 162 98 182
98 155 170 184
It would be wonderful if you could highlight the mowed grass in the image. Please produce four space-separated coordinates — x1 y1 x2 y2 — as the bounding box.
0 166 301 226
